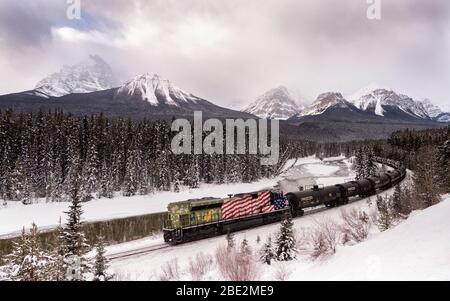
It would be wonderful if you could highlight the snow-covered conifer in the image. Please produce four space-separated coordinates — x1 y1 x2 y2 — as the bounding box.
92 236 113 281
260 235 275 265
275 215 297 261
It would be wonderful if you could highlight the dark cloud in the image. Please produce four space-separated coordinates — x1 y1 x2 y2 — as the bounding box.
0 1 54 51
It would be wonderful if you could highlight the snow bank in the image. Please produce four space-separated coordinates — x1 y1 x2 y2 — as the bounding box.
289 195 450 280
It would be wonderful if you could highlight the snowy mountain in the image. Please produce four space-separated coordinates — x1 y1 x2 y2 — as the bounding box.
347 84 450 123
287 91 443 141
35 55 117 97
301 92 354 116
242 86 305 119
345 82 391 102
435 112 450 123
348 86 430 120
116 73 203 107
419 98 443 118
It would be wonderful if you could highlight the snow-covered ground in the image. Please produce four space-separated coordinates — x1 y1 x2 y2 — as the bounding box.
110 188 450 281
0 156 346 238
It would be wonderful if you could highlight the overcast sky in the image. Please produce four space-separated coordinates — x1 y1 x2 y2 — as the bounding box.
0 0 449 109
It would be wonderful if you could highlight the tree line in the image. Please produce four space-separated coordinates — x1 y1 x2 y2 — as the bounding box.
0 110 315 204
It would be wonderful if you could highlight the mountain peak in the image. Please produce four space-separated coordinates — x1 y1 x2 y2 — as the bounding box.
348 85 432 120
347 82 392 102
242 86 304 119
35 55 117 97
117 72 199 106
418 98 443 118
301 92 351 116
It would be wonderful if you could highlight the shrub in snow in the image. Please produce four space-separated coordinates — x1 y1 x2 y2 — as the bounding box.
240 238 251 256
275 215 297 261
260 235 275 265
226 231 235 249
215 245 258 281
256 235 261 244
274 263 292 281
159 258 181 281
187 252 213 281
340 208 371 244
309 218 340 260
295 228 310 253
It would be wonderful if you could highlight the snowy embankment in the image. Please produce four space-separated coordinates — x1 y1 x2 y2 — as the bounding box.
288 194 450 280
0 155 346 238
110 191 450 281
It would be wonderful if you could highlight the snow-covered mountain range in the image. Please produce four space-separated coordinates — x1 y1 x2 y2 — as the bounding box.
1 54 449 126
35 55 117 97
242 86 306 119
347 84 450 123
0 62 254 119
292 83 449 123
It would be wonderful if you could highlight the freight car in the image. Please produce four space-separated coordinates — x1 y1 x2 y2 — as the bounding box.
163 158 407 244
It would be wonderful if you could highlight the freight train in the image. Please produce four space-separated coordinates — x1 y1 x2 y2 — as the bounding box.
163 157 406 245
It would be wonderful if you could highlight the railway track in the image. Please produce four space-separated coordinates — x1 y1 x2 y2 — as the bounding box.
107 243 170 261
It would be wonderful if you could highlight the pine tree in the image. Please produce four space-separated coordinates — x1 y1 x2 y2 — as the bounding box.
260 235 275 265
98 161 114 199
438 139 450 193
3 228 29 281
63 177 91 281
83 139 100 200
4 225 52 281
173 170 181 193
122 149 138 196
354 148 365 180
376 195 393 231
20 223 52 281
92 236 113 281
275 215 297 261
391 184 402 219
414 146 442 208
49 217 67 281
364 148 377 178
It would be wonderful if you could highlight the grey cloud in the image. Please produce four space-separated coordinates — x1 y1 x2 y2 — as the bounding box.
0 2 52 50
0 0 449 109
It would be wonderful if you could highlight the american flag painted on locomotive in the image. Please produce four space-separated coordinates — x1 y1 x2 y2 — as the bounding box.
221 191 288 220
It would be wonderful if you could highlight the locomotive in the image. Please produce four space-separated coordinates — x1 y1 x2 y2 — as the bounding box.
163 157 406 245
